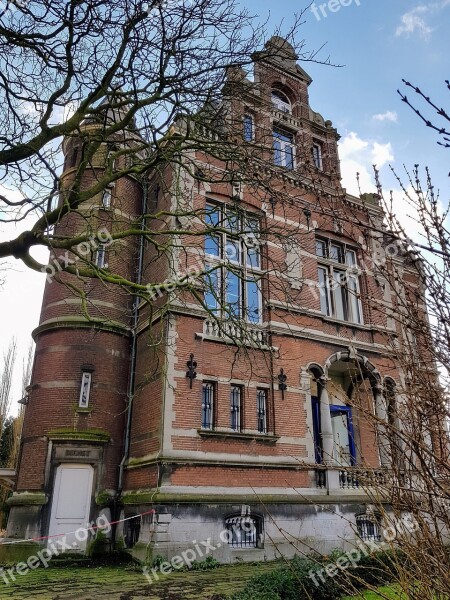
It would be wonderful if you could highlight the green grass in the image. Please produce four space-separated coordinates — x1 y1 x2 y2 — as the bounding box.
342 584 406 599
0 560 278 599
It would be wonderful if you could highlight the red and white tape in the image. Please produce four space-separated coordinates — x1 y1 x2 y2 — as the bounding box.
0 510 155 546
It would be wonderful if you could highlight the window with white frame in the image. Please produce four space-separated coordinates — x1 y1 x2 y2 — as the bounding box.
316 238 363 324
202 382 215 429
204 203 262 324
102 187 112 209
106 150 117 171
257 389 267 433
312 142 323 170
79 371 93 408
271 90 291 114
95 244 108 268
243 114 254 142
273 128 295 169
230 385 242 431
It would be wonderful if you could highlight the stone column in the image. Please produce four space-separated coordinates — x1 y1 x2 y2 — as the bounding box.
319 377 334 466
374 386 391 467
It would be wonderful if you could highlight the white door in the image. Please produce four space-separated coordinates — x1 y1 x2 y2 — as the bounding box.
48 464 94 551
331 411 352 466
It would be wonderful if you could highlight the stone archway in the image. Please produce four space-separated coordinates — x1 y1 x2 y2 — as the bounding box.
309 347 386 469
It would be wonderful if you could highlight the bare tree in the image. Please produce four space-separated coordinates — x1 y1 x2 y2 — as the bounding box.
0 0 331 285
322 165 450 600
0 339 16 435
398 79 450 149
0 339 17 531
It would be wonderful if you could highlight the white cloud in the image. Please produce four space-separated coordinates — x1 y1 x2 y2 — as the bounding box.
372 142 394 168
396 6 433 40
338 132 395 196
338 131 369 159
395 1 450 40
373 111 398 123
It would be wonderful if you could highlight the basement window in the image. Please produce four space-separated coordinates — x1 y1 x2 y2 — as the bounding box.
225 514 264 548
124 515 141 548
356 512 382 542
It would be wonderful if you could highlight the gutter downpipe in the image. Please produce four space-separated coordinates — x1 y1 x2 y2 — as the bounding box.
116 176 148 524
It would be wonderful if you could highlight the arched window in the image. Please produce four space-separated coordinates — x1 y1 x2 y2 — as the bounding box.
356 511 382 542
271 90 291 114
225 514 264 548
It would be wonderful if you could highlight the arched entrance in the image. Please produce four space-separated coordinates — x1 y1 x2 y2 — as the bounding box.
308 349 382 469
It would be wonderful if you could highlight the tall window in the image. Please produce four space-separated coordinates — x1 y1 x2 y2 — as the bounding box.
95 244 108 268
102 187 112 209
273 128 295 169
312 143 323 170
79 371 93 408
230 385 242 431
243 114 254 141
316 238 363 324
204 203 262 324
202 382 215 429
271 90 291 113
257 389 267 433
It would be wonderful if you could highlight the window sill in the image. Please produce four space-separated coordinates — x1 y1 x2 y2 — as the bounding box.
74 406 95 414
267 301 369 331
319 314 365 329
197 429 279 443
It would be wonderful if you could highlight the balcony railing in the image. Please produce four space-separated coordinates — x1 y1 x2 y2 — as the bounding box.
315 468 327 489
340 468 389 489
202 318 269 347
313 466 389 491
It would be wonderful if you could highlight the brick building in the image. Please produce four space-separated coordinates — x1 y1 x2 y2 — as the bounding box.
7 37 412 562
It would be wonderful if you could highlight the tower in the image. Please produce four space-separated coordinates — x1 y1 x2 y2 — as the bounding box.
6 102 144 552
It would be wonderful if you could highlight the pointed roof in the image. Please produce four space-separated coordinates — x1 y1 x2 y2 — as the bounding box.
262 36 313 85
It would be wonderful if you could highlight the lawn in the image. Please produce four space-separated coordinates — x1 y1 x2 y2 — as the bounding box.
342 585 406 599
0 561 277 600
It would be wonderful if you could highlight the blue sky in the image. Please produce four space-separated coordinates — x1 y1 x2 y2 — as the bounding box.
1 0 449 412
246 0 449 197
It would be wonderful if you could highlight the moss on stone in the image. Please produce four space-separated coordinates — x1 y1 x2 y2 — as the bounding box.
47 428 110 443
95 490 115 507
6 493 47 507
121 490 157 505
